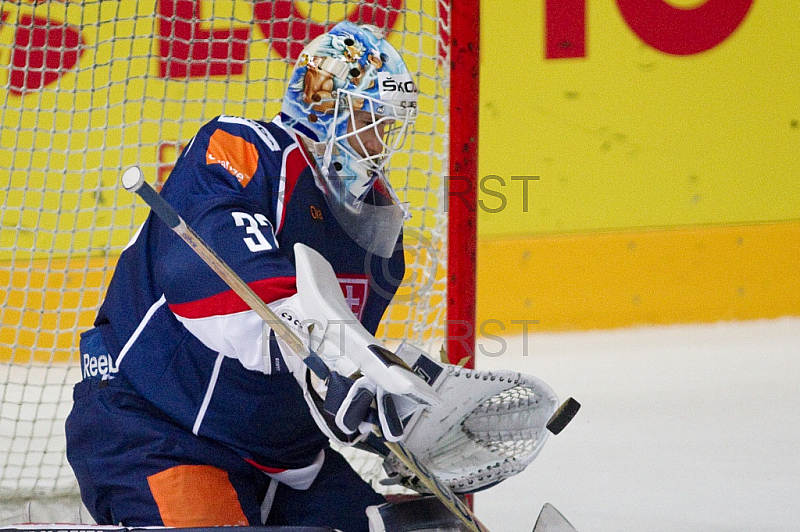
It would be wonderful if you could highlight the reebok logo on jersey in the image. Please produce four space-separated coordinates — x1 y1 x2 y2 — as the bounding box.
206 129 259 187
82 351 119 380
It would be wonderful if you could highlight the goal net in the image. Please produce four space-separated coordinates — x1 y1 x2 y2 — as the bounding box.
0 0 476 521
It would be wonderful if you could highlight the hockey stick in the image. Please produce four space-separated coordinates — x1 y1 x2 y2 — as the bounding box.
121 167 490 532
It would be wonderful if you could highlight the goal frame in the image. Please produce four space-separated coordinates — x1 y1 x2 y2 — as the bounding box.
446 0 479 370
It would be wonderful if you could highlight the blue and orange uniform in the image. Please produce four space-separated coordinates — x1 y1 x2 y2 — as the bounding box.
66 114 404 532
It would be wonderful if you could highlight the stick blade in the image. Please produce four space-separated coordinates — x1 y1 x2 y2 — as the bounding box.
532 503 577 532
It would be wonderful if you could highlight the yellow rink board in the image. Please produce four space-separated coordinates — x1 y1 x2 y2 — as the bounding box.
475 1 800 332
477 221 800 334
479 1 800 237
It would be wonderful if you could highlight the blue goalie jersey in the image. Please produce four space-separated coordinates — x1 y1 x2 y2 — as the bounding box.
83 115 405 476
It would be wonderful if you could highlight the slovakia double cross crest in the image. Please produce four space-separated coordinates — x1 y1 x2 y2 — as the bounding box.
338 276 369 320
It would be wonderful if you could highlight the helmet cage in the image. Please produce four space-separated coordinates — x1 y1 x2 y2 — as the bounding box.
335 89 416 173
322 89 416 201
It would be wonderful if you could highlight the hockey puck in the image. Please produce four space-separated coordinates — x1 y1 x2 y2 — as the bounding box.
546 397 580 435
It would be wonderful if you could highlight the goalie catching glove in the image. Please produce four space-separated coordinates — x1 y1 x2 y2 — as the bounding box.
273 244 440 445
378 343 560 494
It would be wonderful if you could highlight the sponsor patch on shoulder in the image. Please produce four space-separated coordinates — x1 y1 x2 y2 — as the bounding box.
206 129 259 187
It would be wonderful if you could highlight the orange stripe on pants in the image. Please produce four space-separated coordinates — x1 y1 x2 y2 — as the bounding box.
147 465 249 527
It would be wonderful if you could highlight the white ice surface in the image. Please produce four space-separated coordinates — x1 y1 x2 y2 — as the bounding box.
474 317 800 532
2 319 798 529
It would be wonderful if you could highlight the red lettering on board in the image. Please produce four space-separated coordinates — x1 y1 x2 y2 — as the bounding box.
616 0 753 56
158 0 250 78
545 0 753 58
545 0 586 59
9 14 85 94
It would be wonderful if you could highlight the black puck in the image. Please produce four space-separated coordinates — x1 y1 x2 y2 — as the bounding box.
546 397 581 435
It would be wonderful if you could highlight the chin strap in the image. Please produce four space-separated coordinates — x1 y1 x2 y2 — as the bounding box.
320 137 334 180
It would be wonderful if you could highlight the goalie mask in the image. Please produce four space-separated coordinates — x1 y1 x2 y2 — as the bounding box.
281 22 417 258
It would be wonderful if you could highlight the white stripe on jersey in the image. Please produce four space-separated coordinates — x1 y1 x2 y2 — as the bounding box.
116 294 167 367
182 135 196 156
260 478 279 525
266 449 326 490
271 116 315 235
274 145 292 234
174 308 267 373
218 115 280 151
272 115 315 168
193 352 224 435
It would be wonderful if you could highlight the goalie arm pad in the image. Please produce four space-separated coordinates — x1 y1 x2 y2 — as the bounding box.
273 244 441 445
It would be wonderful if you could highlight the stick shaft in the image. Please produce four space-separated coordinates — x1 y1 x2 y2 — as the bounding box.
385 441 490 532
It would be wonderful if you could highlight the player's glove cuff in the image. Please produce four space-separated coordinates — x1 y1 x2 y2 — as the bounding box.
325 372 419 443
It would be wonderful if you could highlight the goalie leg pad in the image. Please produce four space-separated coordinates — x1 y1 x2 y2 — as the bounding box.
366 496 470 532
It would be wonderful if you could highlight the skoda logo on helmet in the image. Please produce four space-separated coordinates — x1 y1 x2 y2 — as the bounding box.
380 78 417 93
377 72 417 100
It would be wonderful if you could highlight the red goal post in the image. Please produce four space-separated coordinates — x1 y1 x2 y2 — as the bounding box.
447 1 479 370
0 0 478 516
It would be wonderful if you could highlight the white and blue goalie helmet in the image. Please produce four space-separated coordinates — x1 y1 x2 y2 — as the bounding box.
281 21 418 258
